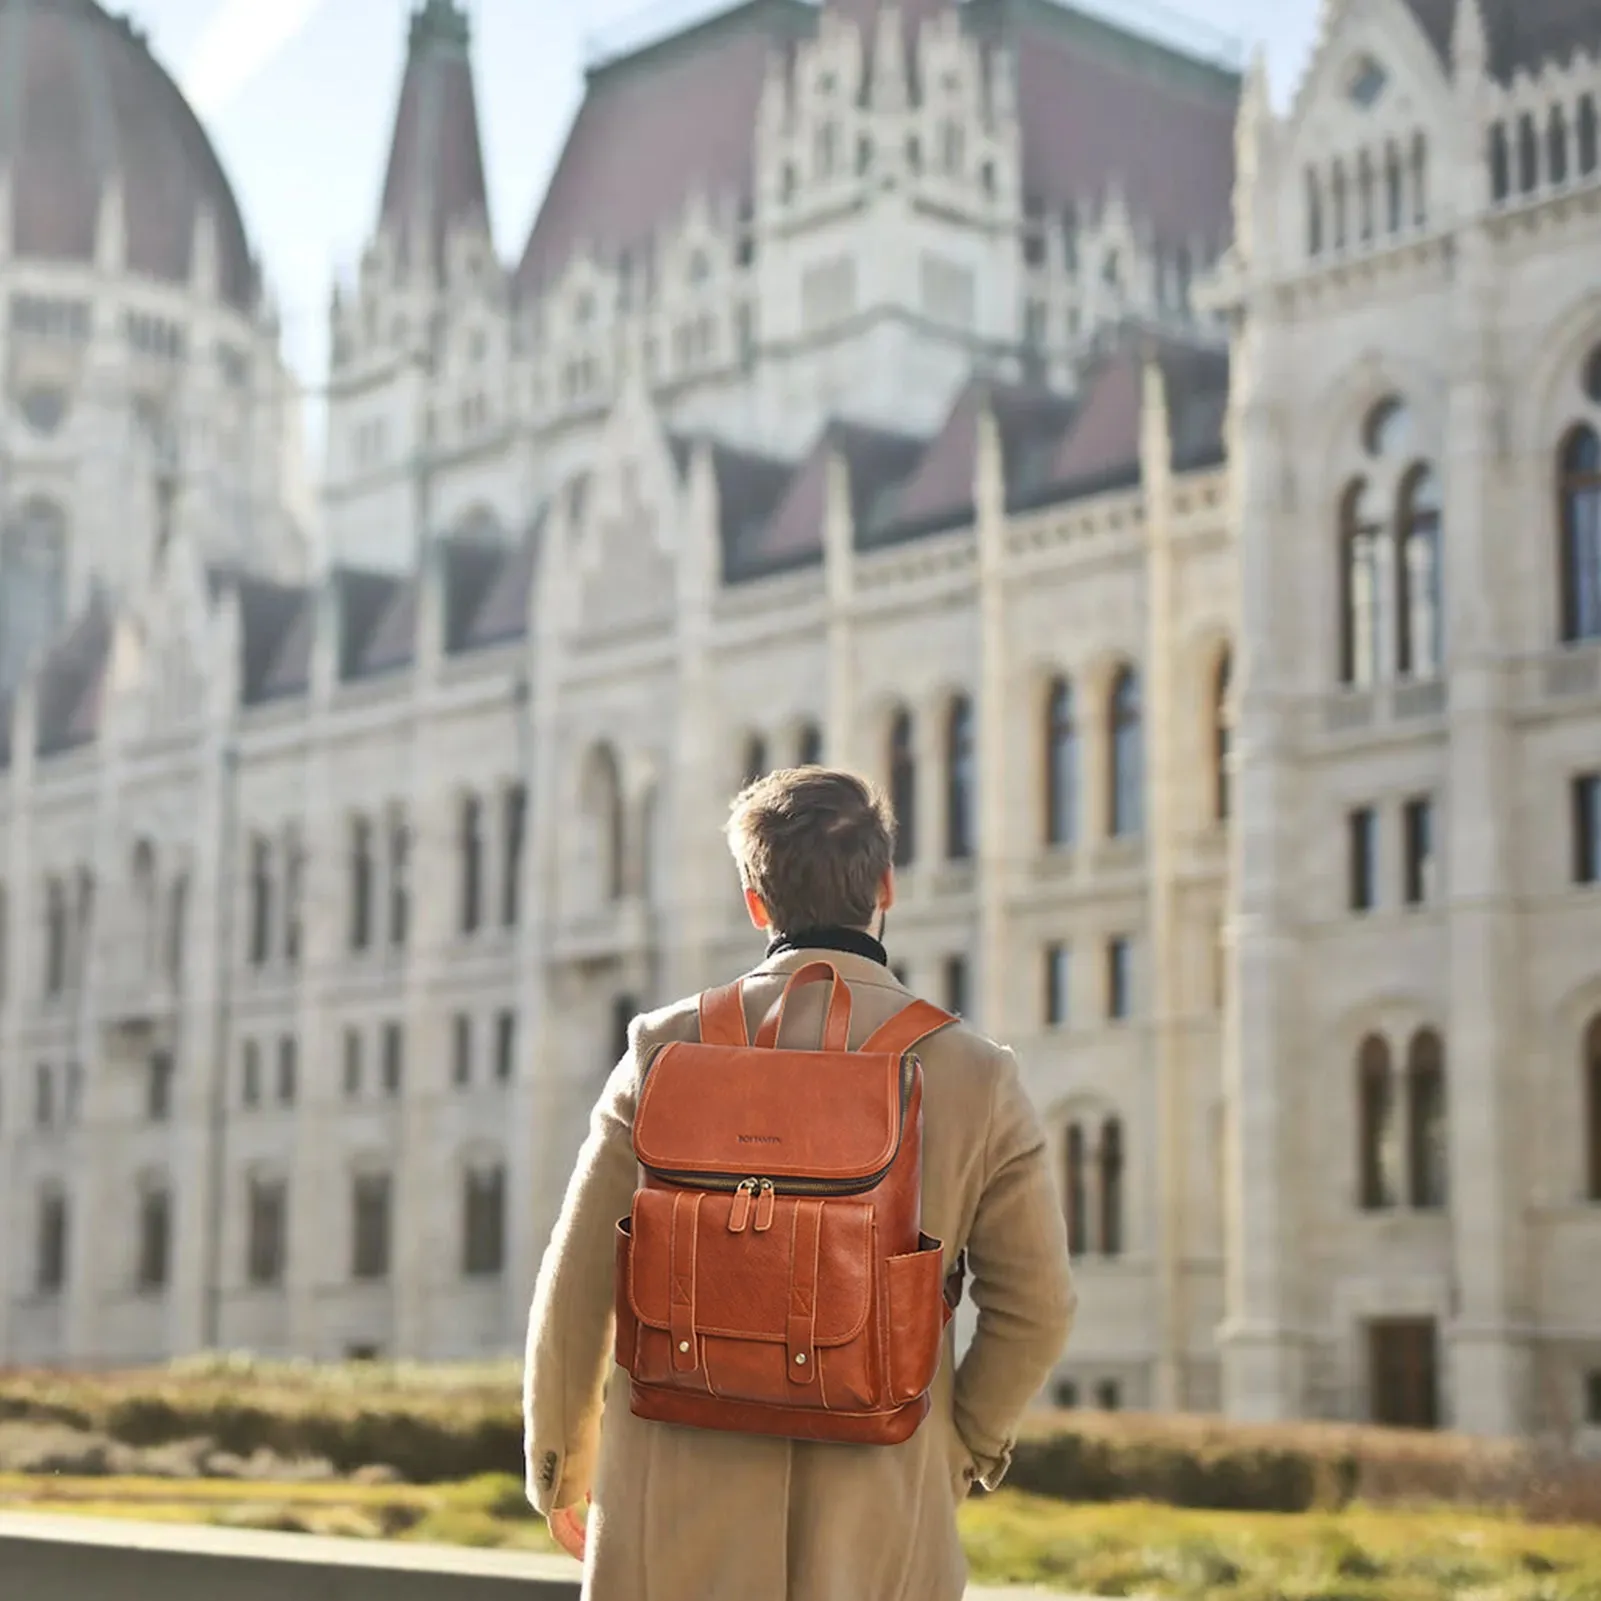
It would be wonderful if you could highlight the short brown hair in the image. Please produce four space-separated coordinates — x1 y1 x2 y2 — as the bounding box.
725 767 895 934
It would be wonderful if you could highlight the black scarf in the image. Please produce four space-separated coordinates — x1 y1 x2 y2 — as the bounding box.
765 926 889 968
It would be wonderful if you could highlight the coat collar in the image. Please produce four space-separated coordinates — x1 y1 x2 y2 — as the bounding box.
744 944 909 994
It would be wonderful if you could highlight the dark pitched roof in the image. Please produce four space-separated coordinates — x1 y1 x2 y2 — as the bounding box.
217 572 313 705
1401 0 1601 83
744 420 927 574
35 592 113 758
825 0 952 24
969 0 1239 248
334 568 404 680
703 440 797 582
515 0 812 294
360 579 418 675
462 523 539 648
378 0 492 281
0 0 257 308
441 537 507 653
1041 351 1140 498
1161 344 1229 474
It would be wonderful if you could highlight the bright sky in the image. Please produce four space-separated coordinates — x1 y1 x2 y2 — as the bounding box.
140 0 1323 392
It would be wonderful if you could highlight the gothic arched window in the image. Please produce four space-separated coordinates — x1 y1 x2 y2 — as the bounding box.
1044 676 1078 847
945 694 975 861
1406 1029 1448 1210
1306 168 1324 257
348 818 372 952
889 708 916 867
1213 650 1233 824
1098 1118 1124 1258
1559 425 1601 644
1580 95 1598 177
1518 113 1539 193
1549 105 1570 186
1585 1014 1601 1203
1385 140 1403 231
0 498 68 691
44 876 67 998
1064 1123 1087 1256
1331 159 1348 249
132 840 157 975
1339 480 1383 687
1358 1034 1397 1211
1397 465 1443 679
1489 122 1511 202
1109 668 1143 838
460 795 484 934
796 721 823 767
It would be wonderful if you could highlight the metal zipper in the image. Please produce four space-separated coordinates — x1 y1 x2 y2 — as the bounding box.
640 1050 918 1198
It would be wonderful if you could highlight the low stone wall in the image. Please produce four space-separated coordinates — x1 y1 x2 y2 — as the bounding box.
0 1512 583 1601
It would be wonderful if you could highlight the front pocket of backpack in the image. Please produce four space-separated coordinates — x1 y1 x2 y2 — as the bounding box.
883 1234 949 1405
626 1186 878 1410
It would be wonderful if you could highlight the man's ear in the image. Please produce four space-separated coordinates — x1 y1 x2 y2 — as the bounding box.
743 886 772 930
878 868 897 914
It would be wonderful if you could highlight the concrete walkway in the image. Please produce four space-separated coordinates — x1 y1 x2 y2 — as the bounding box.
0 1511 1095 1598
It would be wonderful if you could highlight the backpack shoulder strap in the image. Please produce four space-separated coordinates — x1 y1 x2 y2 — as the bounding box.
858 999 957 1057
698 979 750 1046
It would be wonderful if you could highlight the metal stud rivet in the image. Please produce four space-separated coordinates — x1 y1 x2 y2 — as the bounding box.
679 1340 691 1353
795 1353 807 1365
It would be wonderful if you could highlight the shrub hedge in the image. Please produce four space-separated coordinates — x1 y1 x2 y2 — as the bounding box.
1 1361 1597 1522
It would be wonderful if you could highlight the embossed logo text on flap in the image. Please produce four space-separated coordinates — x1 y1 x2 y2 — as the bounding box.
737 1134 782 1145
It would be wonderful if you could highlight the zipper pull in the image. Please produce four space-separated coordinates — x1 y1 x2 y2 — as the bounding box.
753 1179 776 1232
728 1179 756 1233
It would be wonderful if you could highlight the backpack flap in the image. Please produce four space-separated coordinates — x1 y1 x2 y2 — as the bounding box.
633 1041 910 1188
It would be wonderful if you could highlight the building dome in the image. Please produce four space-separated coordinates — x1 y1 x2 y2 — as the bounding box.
0 0 257 310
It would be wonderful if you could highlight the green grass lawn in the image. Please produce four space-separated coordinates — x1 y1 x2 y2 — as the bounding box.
5 1474 1601 1598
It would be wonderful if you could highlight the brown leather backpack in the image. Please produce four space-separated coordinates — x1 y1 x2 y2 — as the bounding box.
614 961 965 1446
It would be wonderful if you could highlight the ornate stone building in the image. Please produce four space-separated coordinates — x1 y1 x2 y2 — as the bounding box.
1 0 1599 1443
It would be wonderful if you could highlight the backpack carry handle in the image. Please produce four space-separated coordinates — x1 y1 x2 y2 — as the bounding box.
753 961 853 1051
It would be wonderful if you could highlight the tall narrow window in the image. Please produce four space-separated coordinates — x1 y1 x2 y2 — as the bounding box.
1518 113 1539 193
343 1027 362 1099
944 954 969 1017
502 784 526 928
945 694 975 860
137 1185 171 1291
1385 140 1403 231
1585 1015 1601 1202
1407 1030 1447 1210
1397 466 1442 678
1580 95 1599 176
889 708 916 867
382 1021 404 1096
1349 807 1378 912
1359 1035 1398 1210
283 831 302 965
36 1188 67 1294
1331 159 1348 249
1213 651 1233 824
349 817 373 953
1403 796 1434 906
1306 167 1324 256
147 1051 174 1122
1044 676 1078 847
1560 426 1601 644
1108 668 1143 838
1064 1124 1087 1255
797 722 823 767
44 877 66 998
1549 105 1570 186
351 1173 392 1281
1106 936 1131 1021
453 1013 473 1087
463 1165 506 1277
249 836 272 966
1098 1119 1124 1257
277 1037 297 1105
460 795 483 935
1358 149 1375 242
742 734 768 787
34 1061 53 1127
247 1176 287 1286
1044 942 1070 1027
1411 133 1428 225
241 1039 261 1108
1489 122 1511 202
388 811 409 948
167 874 188 983
1575 773 1601 886
131 841 157 974
72 869 94 993
495 1009 517 1083
1340 480 1383 686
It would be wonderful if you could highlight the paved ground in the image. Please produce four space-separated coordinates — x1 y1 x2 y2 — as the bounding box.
0 1511 1095 1597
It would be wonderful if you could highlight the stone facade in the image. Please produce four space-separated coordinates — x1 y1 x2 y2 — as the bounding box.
1 0 1599 1443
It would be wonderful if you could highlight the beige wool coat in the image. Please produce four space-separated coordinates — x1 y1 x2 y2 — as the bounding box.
523 947 1078 1601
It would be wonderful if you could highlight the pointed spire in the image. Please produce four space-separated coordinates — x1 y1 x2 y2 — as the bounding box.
1451 0 1488 79
377 0 492 286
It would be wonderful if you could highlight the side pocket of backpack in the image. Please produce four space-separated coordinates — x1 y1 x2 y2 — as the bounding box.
883 1233 949 1406
614 1217 639 1371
